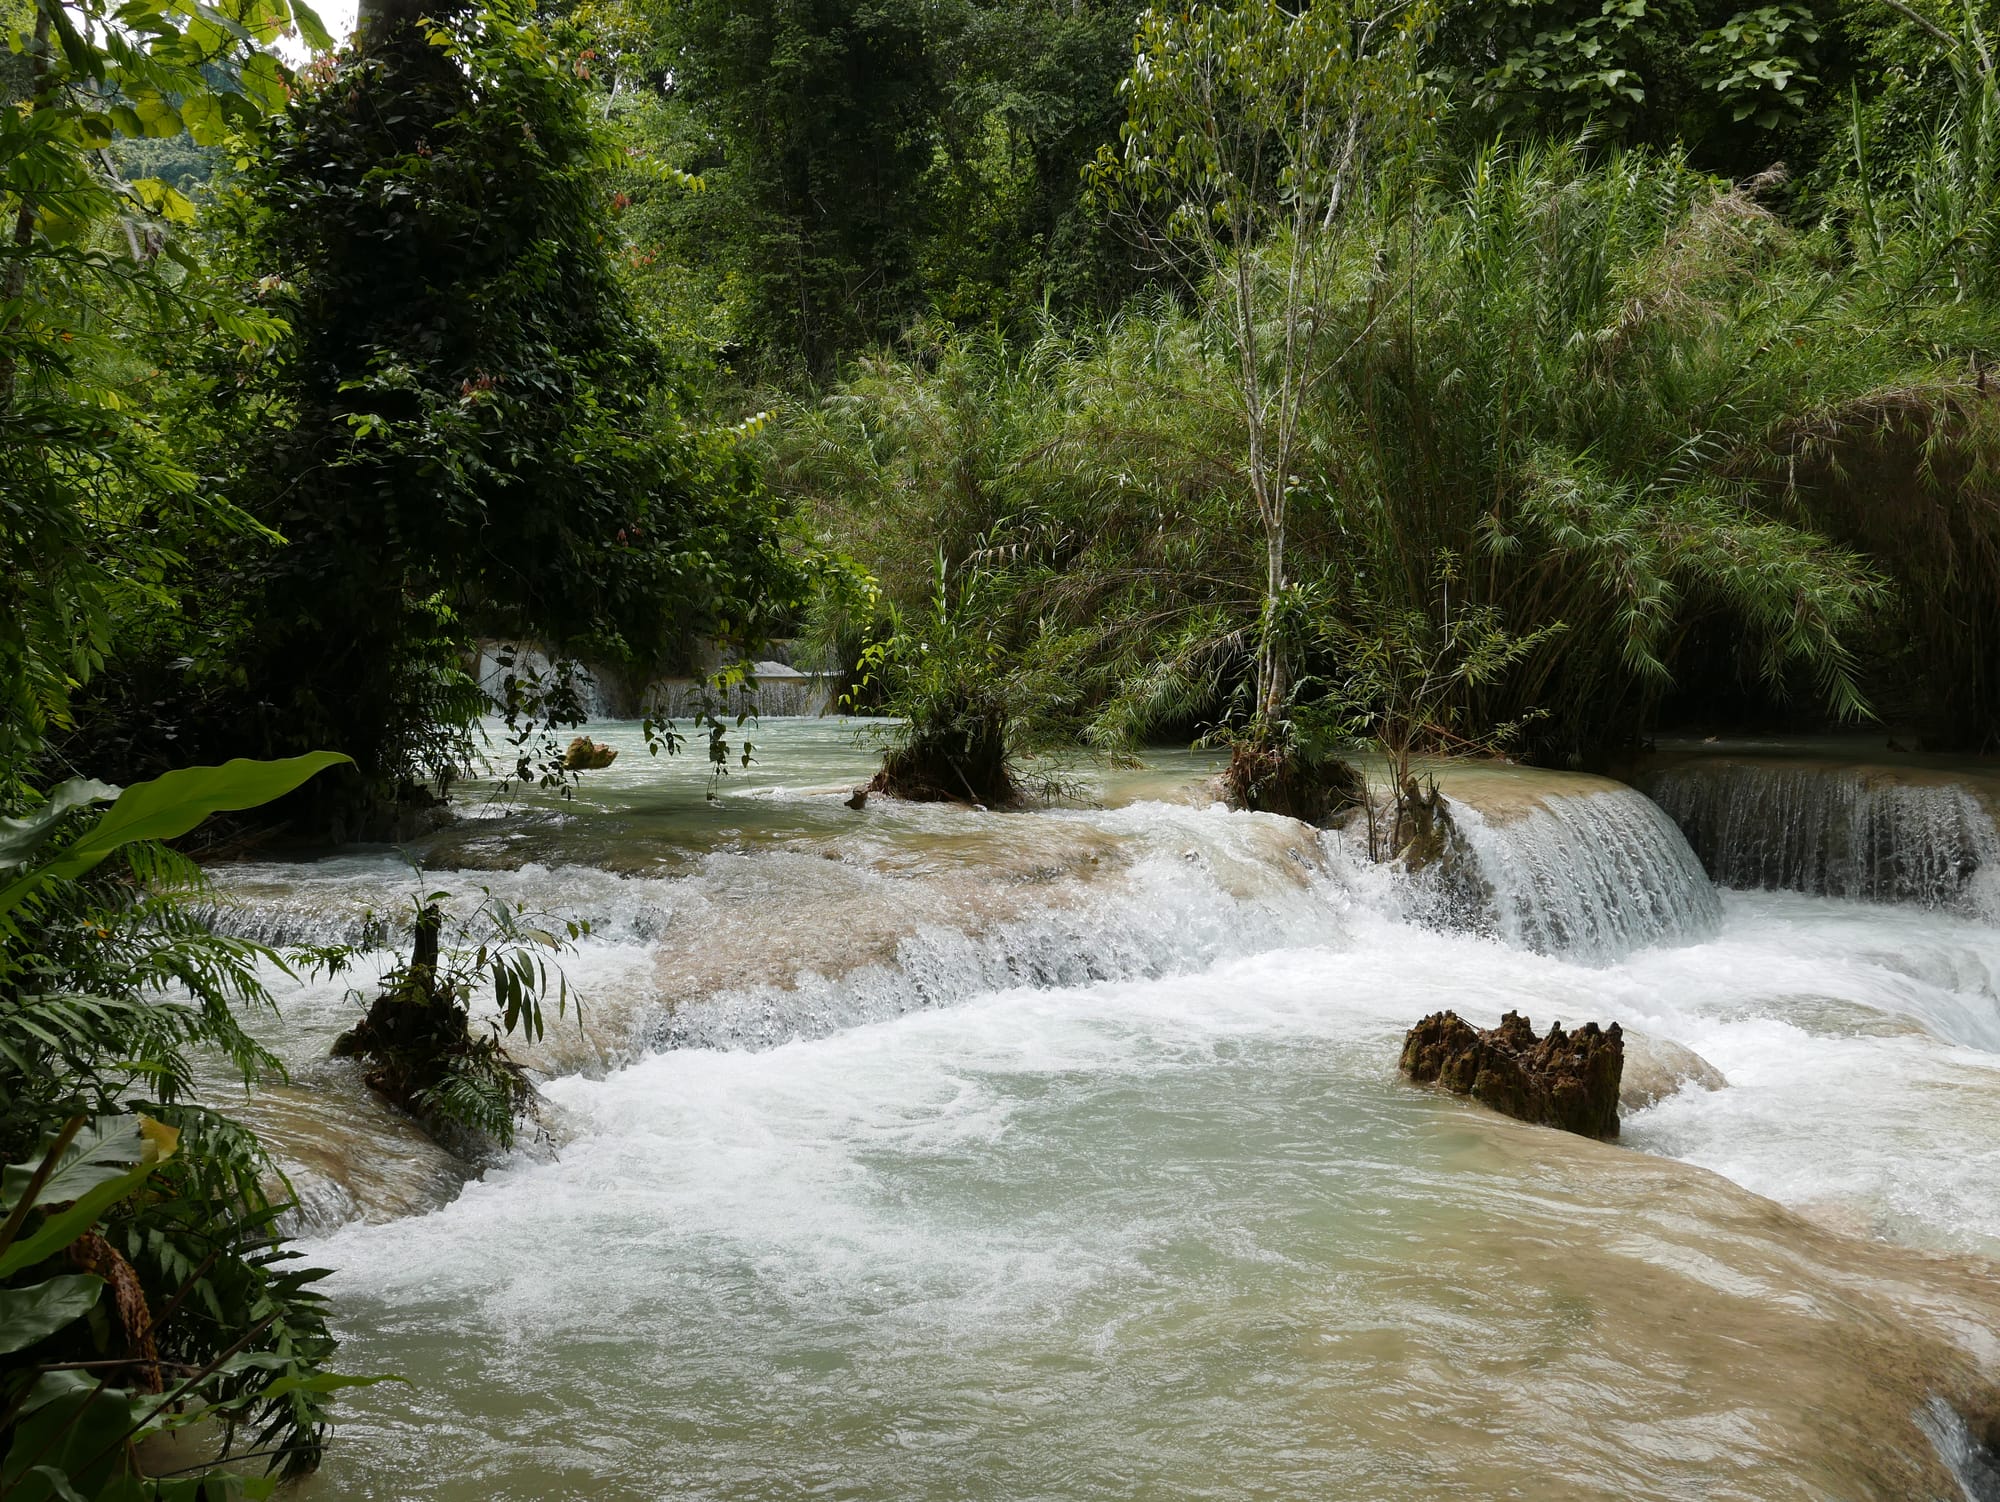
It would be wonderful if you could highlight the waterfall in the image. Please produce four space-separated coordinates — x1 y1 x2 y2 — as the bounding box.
474 641 609 717
1641 761 2000 918
1444 786 1722 960
470 643 838 720
200 800 1355 1067
647 664 836 719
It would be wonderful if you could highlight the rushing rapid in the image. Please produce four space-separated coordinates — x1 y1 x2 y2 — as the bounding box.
199 722 2000 1500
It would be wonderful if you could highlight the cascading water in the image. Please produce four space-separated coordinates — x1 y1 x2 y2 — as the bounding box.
647 668 837 719
204 805 1352 1075
473 640 611 717
1439 782 1722 960
1642 758 2000 917
188 721 2000 1501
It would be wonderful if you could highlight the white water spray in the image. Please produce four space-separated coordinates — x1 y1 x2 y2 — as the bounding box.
1444 786 1722 960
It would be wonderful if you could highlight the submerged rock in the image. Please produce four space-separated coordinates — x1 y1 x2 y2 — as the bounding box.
1620 1032 1727 1112
1399 1009 1624 1140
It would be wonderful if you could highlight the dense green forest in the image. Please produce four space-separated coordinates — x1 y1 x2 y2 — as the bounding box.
2 0 1999 1489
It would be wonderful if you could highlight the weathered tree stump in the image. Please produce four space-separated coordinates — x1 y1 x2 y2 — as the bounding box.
563 736 618 770
1218 738 1363 826
1399 1009 1624 1139
868 702 1016 807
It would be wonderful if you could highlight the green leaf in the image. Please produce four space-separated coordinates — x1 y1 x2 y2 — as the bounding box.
131 177 198 225
0 781 118 873
0 754 349 919
2 1375 154 1498
2 1117 146 1214
0 1274 104 1355
240 52 289 112
180 92 225 147
290 0 333 52
252 1370 403 1401
0 1162 153 1277
132 93 183 139
19 1467 90 1502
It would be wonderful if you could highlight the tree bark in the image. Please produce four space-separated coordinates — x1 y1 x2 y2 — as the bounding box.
355 0 436 46
1260 520 1287 725
0 8 53 414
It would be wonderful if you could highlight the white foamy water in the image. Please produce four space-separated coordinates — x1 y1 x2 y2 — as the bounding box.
1642 753 2000 919
195 723 2000 1499
297 920 2000 1501
1447 784 1722 959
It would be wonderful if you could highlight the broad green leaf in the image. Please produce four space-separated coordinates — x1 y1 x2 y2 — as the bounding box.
291 0 333 52
180 92 225 146
2 1116 145 1214
0 753 349 919
241 52 289 112
132 93 183 138
2 1374 155 1498
0 1273 104 1355
0 780 118 873
132 178 197 224
0 1162 154 1277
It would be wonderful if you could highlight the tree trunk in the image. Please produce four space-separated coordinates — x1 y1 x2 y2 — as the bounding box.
355 0 441 45
0 9 53 414
1259 516 1287 726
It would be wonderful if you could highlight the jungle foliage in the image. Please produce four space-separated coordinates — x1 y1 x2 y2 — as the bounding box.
0 756 358 1497
63 2 821 829
323 890 586 1152
0 0 817 1487
778 111 2000 763
585 0 1139 379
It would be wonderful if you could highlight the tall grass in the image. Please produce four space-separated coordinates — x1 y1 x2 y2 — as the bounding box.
772 126 2000 758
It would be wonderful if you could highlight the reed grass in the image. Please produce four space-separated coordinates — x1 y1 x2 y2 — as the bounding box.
772 120 2000 757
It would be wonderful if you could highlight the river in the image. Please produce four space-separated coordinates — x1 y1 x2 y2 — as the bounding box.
197 720 2000 1500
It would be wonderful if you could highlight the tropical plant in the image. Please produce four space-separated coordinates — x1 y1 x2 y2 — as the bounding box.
1433 0 1828 145
780 118 2000 764
0 0 323 800
1311 555 1566 858
0 755 361 1497
1088 0 1435 801
845 551 1021 805
147 0 816 830
1800 16 2000 745
322 889 587 1151
649 0 1138 376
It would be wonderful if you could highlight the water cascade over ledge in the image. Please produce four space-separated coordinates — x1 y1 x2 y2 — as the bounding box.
1639 752 2000 918
1441 778 1722 959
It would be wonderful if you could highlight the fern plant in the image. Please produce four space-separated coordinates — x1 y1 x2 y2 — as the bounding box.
0 756 359 1495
